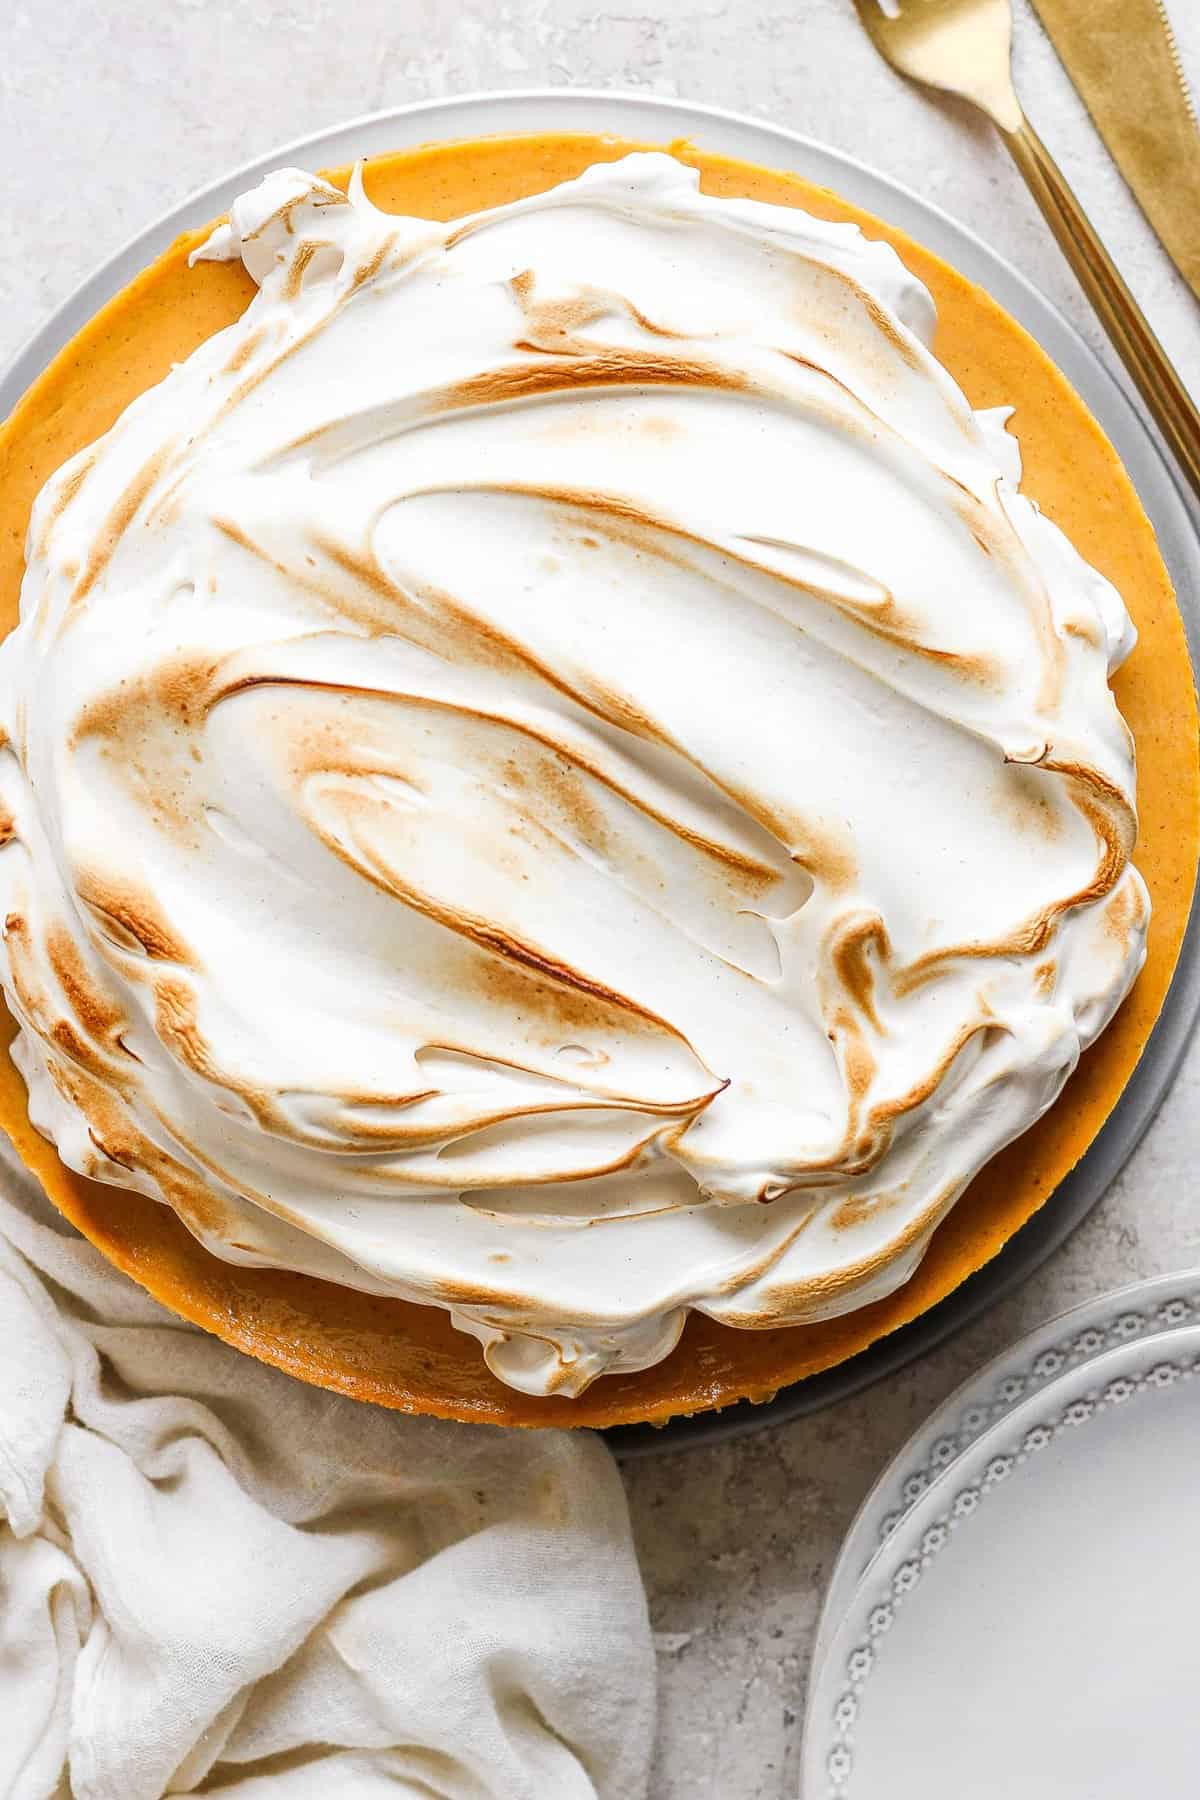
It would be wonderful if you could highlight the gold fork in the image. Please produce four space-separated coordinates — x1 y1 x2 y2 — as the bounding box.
853 0 1200 501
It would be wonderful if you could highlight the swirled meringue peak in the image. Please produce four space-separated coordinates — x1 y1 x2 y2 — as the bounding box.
0 154 1148 1396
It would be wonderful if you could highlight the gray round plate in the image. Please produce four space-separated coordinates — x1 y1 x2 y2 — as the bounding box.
3 91 1197 1456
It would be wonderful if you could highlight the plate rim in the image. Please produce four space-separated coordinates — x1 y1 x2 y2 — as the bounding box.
2 88 1197 1455
801 1315 1200 1797
811 1265 1200 1670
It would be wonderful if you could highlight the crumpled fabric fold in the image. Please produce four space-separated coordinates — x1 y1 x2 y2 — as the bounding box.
0 1146 654 1799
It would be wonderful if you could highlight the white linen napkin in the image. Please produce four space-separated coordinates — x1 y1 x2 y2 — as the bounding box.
0 1144 655 1800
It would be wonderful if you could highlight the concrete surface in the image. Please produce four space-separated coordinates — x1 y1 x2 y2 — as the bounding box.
2 4 1198 1796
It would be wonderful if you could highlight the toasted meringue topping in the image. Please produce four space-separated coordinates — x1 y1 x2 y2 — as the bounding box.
0 155 1147 1394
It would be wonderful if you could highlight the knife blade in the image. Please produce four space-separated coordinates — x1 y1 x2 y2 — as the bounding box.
1030 0 1200 302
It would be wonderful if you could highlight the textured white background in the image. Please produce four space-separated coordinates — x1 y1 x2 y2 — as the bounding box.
2 4 1199 1796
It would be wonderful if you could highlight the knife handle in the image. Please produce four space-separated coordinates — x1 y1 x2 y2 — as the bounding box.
1002 117 1200 504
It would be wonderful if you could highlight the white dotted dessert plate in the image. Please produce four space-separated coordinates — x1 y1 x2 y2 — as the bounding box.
802 1311 1200 1797
811 1269 1200 1671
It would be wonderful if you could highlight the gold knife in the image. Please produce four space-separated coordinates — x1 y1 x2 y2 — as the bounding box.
1031 0 1200 301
